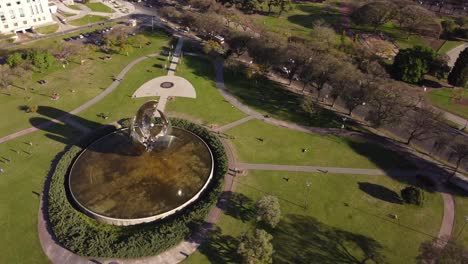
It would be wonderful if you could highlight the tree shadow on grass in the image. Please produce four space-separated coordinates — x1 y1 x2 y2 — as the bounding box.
346 139 416 170
358 182 403 204
223 66 341 128
219 192 255 223
273 214 385 264
29 106 141 156
197 226 240 263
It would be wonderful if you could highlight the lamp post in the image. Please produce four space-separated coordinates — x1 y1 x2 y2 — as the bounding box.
304 181 312 209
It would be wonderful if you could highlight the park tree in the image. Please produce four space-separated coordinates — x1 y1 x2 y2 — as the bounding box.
131 35 148 49
0 64 15 91
52 42 80 65
392 46 437 84
341 78 376 115
26 49 55 71
159 6 182 23
276 0 292 16
401 186 424 206
309 21 337 51
255 195 281 228
190 12 224 35
227 31 253 57
300 54 339 99
248 32 286 71
417 237 468 264
281 42 314 84
351 1 397 31
396 5 440 38
203 40 224 55
448 47 468 87
366 82 408 127
237 229 274 264
448 138 468 178
6 52 23 68
119 43 133 56
329 62 361 107
404 108 444 145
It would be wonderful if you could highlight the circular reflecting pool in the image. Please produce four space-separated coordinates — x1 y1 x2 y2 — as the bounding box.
68 127 213 225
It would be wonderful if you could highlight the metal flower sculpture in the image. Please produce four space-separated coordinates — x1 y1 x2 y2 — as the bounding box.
130 100 176 151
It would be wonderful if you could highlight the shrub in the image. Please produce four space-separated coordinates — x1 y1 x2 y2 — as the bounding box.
47 118 227 257
401 186 424 206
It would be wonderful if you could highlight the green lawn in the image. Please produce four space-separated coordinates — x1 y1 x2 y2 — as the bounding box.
166 55 246 127
66 4 81 11
184 170 443 263
0 124 80 264
251 3 341 40
68 15 108 27
0 30 170 138
224 66 341 128
85 2 115 13
438 40 466 54
35 24 59 34
225 120 414 169
426 88 468 119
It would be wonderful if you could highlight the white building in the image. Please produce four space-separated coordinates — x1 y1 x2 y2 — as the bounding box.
0 0 54 34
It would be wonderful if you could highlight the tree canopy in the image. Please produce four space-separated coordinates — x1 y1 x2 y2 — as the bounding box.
448 47 468 87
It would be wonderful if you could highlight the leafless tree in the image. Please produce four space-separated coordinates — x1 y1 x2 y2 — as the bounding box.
404 108 444 145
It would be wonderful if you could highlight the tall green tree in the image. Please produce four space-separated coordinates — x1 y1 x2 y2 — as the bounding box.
391 46 436 84
238 229 274 264
255 195 281 228
448 47 468 87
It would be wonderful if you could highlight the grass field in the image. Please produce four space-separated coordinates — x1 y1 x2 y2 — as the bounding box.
427 88 468 119
252 3 342 40
68 15 108 27
85 2 115 13
166 56 246 127
225 120 414 169
0 30 170 138
66 4 81 11
0 124 80 264
35 24 59 35
223 67 341 128
184 170 443 263
438 40 466 54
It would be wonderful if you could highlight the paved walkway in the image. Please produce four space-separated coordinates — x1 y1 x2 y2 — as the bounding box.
0 53 160 144
236 163 419 176
446 42 468 67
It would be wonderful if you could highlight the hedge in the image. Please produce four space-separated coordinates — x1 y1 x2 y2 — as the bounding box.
47 118 227 258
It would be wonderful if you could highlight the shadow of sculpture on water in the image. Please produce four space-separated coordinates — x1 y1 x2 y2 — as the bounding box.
29 106 141 156
358 182 403 204
218 191 255 223
196 226 240 263
272 214 386 264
